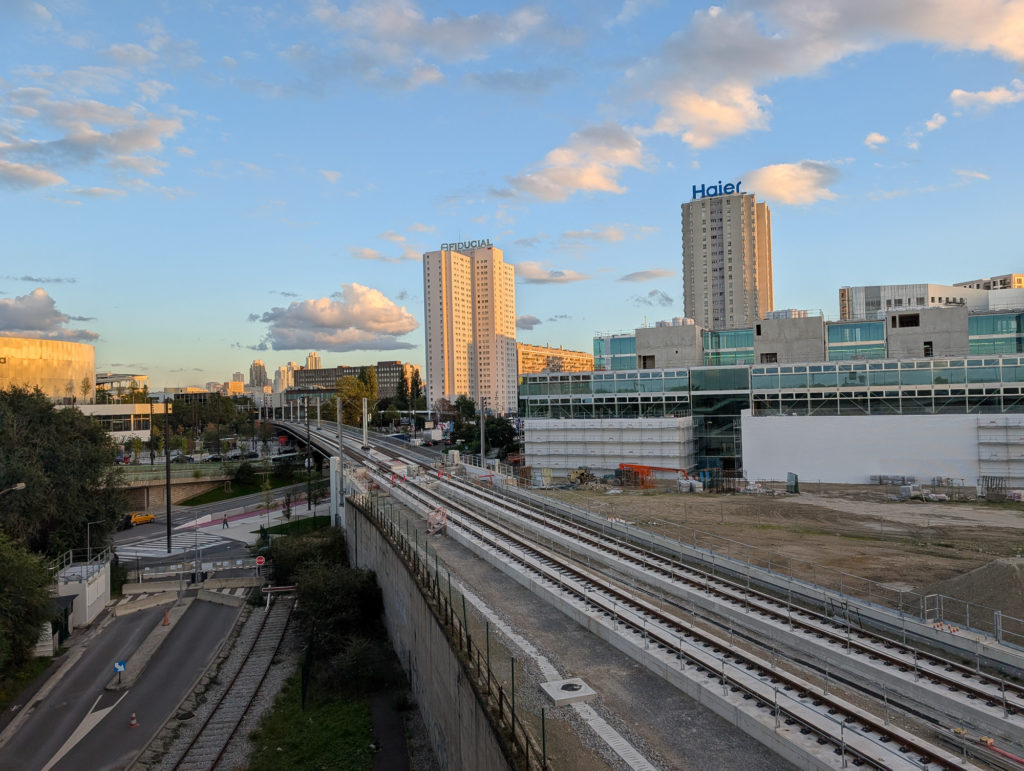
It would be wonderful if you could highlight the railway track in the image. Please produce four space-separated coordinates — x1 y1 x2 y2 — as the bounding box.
352 455 967 769
170 597 294 771
286 423 1024 767
431 474 1024 736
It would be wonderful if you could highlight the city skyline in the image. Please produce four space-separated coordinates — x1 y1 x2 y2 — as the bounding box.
2 1 1023 388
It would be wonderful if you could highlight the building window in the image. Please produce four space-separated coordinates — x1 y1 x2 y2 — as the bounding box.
760 353 778 363
923 341 933 357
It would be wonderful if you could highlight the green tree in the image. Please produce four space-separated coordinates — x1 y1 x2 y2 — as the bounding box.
0 533 53 673
334 377 370 426
283 492 293 522
395 371 410 410
357 366 378 402
409 369 422 403
130 436 143 464
79 376 92 404
0 386 127 556
260 478 275 525
454 395 477 423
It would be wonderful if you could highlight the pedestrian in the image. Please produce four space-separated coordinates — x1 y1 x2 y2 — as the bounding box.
222 515 228 529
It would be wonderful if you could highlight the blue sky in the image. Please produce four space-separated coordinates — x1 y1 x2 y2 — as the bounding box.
2 1 1023 388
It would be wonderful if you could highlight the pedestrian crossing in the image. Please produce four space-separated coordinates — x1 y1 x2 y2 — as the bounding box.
115 531 229 559
115 586 250 606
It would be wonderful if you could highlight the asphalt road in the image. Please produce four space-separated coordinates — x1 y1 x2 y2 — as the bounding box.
0 601 238 771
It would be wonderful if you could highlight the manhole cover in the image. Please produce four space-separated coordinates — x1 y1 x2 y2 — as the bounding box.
561 683 583 692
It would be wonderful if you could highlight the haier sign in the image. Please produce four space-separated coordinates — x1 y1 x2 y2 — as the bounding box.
692 180 742 200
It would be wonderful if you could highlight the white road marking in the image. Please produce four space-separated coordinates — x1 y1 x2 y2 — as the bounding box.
41 690 129 771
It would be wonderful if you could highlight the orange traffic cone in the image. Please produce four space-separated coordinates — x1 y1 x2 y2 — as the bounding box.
129 712 138 728
162 610 170 626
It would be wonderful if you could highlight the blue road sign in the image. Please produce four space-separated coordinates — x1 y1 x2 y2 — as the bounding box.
114 661 126 672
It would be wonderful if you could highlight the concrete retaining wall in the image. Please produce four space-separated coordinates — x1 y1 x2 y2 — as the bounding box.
345 501 512 771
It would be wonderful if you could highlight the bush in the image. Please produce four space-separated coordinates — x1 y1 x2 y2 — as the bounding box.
234 461 257 487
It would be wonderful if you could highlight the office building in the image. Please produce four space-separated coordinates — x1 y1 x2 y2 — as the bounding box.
517 343 594 374
249 359 269 388
294 360 420 400
306 351 321 370
524 304 1024 485
422 242 517 414
839 283 1024 319
682 183 773 330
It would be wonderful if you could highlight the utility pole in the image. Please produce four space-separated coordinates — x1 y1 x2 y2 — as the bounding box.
305 397 312 511
164 397 172 554
479 396 486 470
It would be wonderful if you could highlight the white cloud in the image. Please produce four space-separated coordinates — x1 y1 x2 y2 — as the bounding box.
950 78 1024 110
744 160 840 205
409 222 435 232
251 283 417 352
136 79 173 103
378 230 406 243
507 124 645 202
0 288 98 341
102 43 158 67
320 169 341 183
176 146 195 157
69 186 125 197
562 226 625 242
925 112 947 131
0 159 65 189
954 168 989 180
514 261 590 284
646 83 771 149
863 131 888 149
618 269 675 282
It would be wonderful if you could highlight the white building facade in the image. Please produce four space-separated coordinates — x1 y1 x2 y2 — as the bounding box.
423 242 518 414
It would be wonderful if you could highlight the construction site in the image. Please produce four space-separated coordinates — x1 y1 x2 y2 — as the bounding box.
534 478 1024 643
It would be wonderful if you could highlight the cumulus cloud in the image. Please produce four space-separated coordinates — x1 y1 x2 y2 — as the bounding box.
250 283 417 352
514 236 544 248
619 269 674 282
102 43 158 67
864 132 888 149
507 124 645 202
350 244 421 263
320 169 342 183
562 226 625 242
0 159 66 189
69 186 125 197
744 160 840 205
925 112 947 131
378 230 406 243
950 78 1024 110
0 288 98 341
515 261 590 284
516 314 542 330
409 222 434 232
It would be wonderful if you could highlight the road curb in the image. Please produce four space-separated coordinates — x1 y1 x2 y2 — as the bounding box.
105 599 194 691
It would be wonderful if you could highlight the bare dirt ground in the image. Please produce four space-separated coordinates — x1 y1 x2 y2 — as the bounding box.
537 482 1024 622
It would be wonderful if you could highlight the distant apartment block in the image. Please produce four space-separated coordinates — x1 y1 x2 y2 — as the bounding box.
293 360 419 400
955 274 1024 291
517 343 594 374
306 351 322 370
422 242 517 414
682 186 773 330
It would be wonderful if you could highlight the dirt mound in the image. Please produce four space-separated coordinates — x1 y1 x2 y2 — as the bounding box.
923 558 1024 619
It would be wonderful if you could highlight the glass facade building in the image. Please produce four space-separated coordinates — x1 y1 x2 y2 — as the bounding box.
593 333 638 371
521 354 1024 474
702 329 754 366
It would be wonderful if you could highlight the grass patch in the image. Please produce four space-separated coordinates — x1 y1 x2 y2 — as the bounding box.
248 671 372 771
266 516 332 536
0 655 57 712
180 474 300 506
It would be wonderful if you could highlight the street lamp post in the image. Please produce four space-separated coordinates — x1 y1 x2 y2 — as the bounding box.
0 481 26 498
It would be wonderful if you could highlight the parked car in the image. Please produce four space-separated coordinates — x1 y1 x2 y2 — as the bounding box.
129 511 155 527
207 454 223 462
